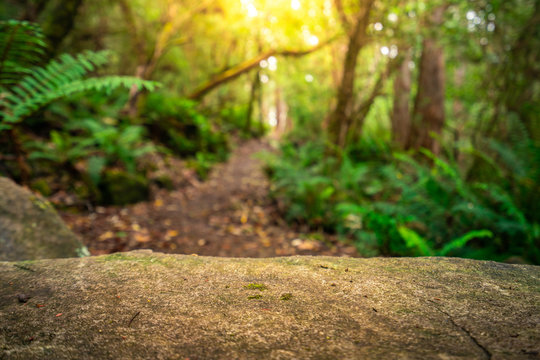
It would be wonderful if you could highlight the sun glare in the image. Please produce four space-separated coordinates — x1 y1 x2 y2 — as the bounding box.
247 4 258 17
241 0 258 18
308 35 319 46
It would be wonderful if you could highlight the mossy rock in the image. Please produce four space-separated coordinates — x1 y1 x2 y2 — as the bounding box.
152 174 174 190
0 177 88 261
29 178 52 197
0 252 538 359
99 169 150 206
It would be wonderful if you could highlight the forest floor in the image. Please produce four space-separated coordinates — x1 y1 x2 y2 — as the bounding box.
61 139 359 258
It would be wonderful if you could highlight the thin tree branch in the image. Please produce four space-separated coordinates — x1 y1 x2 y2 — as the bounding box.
188 36 338 100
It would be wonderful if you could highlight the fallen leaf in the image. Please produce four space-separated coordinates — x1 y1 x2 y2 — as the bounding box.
297 241 319 251
226 225 242 236
164 230 179 241
134 232 151 243
98 231 114 241
292 238 319 250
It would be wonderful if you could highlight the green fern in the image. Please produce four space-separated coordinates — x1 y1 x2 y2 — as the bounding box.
0 50 159 130
0 20 47 86
398 226 493 257
397 226 434 256
438 230 493 256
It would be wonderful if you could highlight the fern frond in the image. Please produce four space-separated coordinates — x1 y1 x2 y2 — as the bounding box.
487 139 527 178
0 51 159 127
397 226 434 256
0 20 47 86
438 230 493 256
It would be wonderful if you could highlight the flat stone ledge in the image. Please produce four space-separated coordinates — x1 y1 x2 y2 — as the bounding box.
1 252 539 359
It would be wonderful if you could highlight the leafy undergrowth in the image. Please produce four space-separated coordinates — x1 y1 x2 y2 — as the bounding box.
263 138 540 264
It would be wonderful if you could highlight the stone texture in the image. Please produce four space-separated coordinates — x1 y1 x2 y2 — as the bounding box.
0 177 88 261
1 251 539 359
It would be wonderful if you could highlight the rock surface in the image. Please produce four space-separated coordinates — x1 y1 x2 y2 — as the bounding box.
1 251 539 359
0 177 88 261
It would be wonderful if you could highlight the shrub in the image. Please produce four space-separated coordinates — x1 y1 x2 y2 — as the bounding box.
265 138 540 264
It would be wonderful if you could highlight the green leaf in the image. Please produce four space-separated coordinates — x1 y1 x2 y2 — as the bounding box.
87 156 107 186
438 230 493 257
398 226 434 256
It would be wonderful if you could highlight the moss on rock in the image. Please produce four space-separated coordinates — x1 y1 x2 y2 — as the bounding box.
0 177 88 261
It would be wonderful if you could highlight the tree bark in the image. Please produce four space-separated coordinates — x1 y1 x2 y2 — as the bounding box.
21 0 49 21
503 1 539 142
409 7 446 155
120 0 208 116
391 51 412 149
347 56 401 143
245 70 261 134
39 0 84 56
327 0 374 147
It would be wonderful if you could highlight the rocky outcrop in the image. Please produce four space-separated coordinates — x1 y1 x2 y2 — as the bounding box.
1 251 538 359
0 177 88 261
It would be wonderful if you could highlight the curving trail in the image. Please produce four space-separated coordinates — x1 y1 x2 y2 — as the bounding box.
62 140 358 258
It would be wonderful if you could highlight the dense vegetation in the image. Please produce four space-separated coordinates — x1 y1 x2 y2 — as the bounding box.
0 0 538 263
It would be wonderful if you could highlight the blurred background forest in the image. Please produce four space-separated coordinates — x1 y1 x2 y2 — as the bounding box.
0 0 538 263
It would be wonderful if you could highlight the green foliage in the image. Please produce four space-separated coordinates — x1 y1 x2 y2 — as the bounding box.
0 20 47 86
76 118 155 175
99 168 150 206
0 50 158 130
266 139 540 263
26 116 155 182
27 130 94 166
265 140 337 228
219 104 251 136
143 92 229 158
398 227 493 257
187 151 221 180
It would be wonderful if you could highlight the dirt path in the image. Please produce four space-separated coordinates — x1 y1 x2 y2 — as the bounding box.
62 140 358 257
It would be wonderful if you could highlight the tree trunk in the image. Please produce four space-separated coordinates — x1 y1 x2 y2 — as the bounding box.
327 0 374 147
245 71 261 134
347 56 400 144
258 75 265 134
391 52 412 149
39 0 84 56
119 0 208 116
21 0 49 21
409 7 446 155
275 87 283 133
503 1 539 143
452 64 466 162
